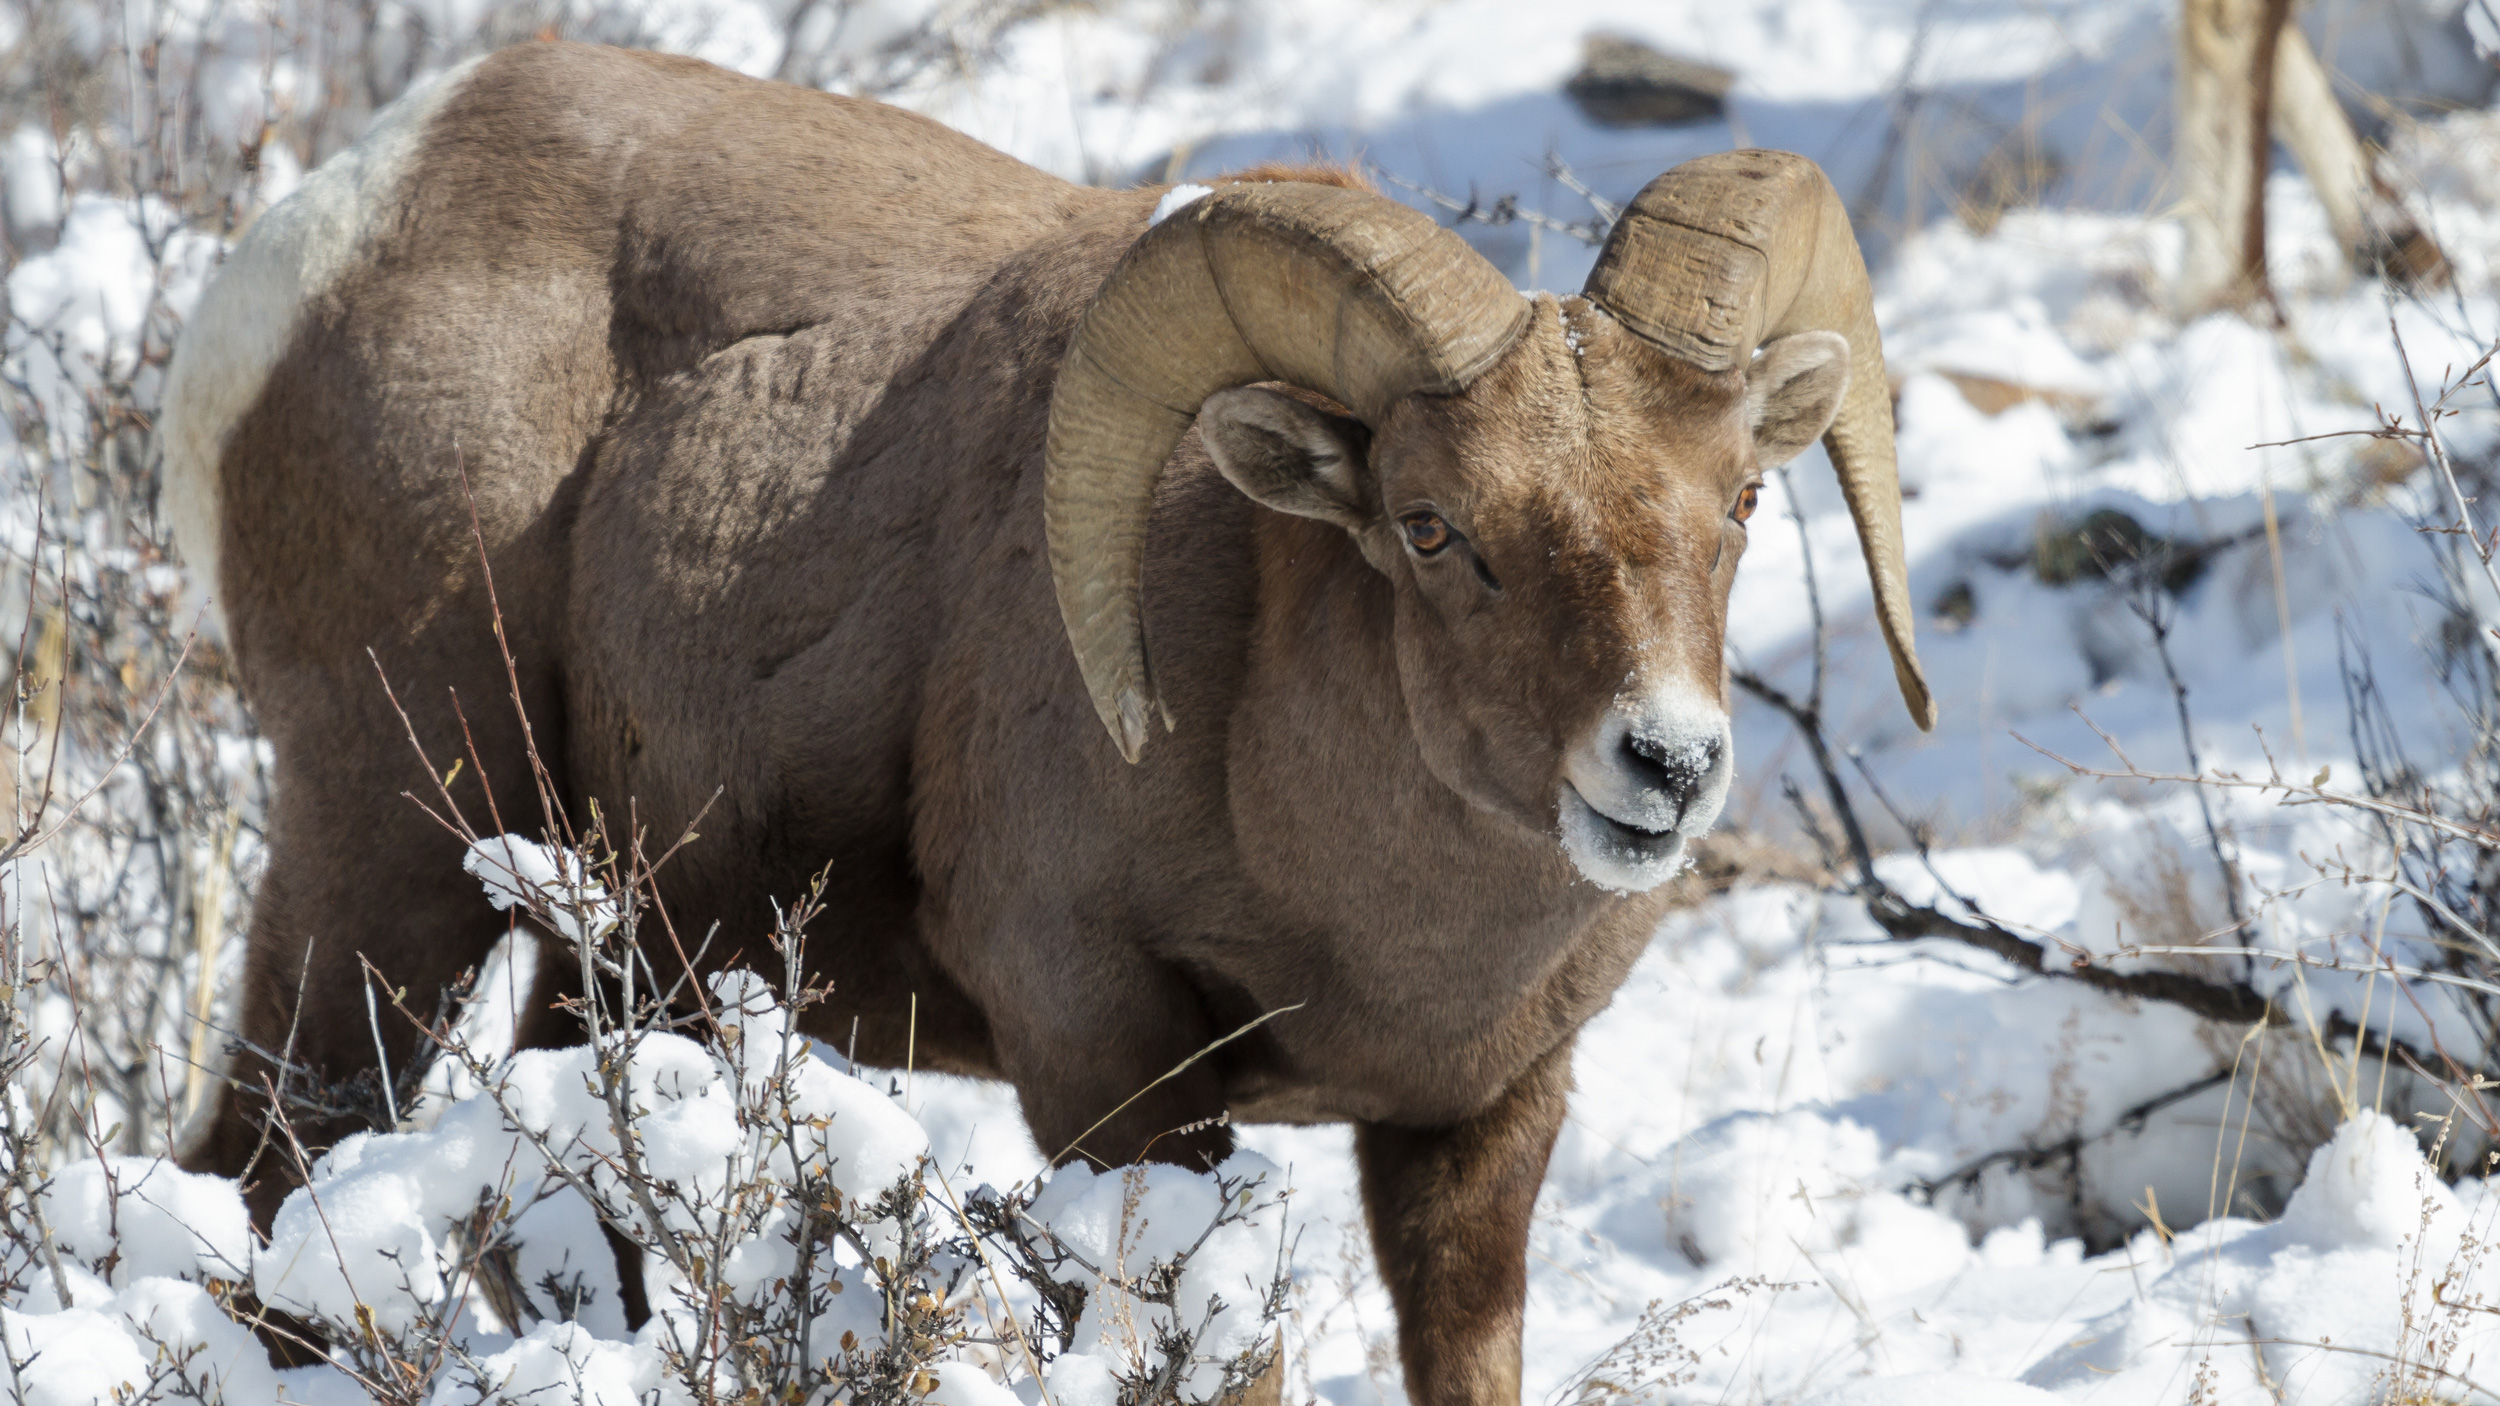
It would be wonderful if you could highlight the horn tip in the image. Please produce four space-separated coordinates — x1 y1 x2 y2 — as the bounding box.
1114 686 1152 763
1896 664 1938 732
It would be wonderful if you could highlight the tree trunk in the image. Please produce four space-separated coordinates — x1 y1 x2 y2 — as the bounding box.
2272 24 2372 254
2270 24 2453 288
2174 0 2285 316
2176 0 2451 316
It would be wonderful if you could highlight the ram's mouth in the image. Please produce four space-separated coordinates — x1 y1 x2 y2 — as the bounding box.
1557 782 1686 892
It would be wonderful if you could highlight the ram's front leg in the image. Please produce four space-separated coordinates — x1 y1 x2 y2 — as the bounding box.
1356 1039 1572 1406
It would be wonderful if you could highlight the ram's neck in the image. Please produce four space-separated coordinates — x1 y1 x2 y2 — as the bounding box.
1190 510 1654 1122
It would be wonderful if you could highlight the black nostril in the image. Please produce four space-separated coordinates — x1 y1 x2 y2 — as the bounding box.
1625 732 1722 804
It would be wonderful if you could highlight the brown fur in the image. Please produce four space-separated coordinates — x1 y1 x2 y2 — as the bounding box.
1214 160 1379 192
179 43 1816 1404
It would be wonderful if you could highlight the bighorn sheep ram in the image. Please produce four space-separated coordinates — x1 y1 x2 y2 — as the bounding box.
163 41 1932 1402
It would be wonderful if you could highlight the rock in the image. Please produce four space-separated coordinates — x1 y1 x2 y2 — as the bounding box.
2027 508 2211 594
1564 35 1733 129
1933 370 2103 425
1932 580 1977 633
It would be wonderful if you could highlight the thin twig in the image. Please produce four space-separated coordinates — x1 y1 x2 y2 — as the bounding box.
1380 170 1611 248
1910 1068 2237 1199
2018 720 2500 851
2393 319 2500 608
2127 583 2249 937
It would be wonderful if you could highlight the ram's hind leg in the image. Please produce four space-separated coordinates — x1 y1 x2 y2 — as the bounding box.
181 635 563 1233
1356 1038 1573 1406
183 785 531 1230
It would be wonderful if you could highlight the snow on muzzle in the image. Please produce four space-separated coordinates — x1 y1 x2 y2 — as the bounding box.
1557 686 1732 892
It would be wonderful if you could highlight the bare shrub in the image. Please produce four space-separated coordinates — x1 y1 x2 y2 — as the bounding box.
1548 1277 1787 1406
0 746 1294 1402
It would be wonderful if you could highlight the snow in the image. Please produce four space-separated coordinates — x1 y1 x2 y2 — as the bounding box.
5 0 2500 1400
1810 1379 2068 1406
446 1322 652 1406
228 929 933 1351
1 1303 156 1406
3 992 1286 1402
4 126 59 235
43 1159 253 1286
2020 1112 2500 1402
1028 1154 1293 1400
927 1359 1029 1406
5 195 218 460
465 835 618 943
1148 182 1213 226
2 1276 279 1406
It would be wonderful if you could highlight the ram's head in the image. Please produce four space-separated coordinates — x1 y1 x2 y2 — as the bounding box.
1046 152 1935 891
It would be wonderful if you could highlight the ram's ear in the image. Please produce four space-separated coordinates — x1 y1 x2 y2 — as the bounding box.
1746 331 1852 469
1199 386 1373 529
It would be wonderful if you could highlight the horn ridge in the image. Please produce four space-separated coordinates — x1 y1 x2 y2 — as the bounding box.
1585 149 1937 732
1046 181 1528 760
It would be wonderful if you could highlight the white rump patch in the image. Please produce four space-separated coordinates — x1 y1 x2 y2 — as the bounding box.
1148 182 1214 228
158 57 483 640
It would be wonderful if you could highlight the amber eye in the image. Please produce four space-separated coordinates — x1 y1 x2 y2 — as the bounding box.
1732 484 1761 523
1401 512 1453 554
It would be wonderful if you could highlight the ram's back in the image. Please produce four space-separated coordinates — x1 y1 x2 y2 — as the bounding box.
159 43 1143 994
168 40 1083 649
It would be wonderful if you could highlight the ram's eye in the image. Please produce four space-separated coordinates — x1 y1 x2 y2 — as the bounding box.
1732 484 1761 523
1400 512 1453 554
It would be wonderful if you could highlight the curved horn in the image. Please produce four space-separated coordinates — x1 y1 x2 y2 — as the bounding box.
1047 184 1529 760
1583 150 1937 731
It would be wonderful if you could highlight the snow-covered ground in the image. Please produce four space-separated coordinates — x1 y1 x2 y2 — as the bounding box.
7 0 2500 1402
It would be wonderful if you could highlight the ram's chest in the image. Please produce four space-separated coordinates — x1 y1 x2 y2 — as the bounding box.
1194 878 1667 1127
